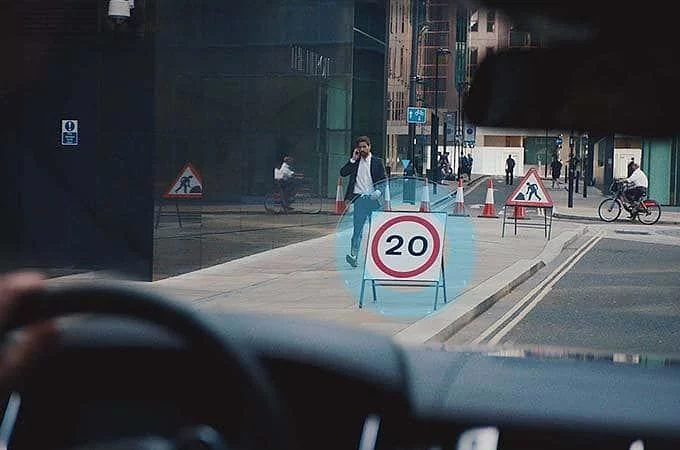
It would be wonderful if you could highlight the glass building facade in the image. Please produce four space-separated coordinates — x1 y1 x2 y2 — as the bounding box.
0 0 387 280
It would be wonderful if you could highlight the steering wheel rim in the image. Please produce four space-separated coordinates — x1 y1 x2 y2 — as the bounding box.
0 283 293 450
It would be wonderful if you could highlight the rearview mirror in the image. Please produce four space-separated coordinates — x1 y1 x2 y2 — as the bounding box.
464 45 680 137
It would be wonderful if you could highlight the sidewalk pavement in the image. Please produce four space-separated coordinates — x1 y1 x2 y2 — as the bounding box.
50 174 588 345
544 178 680 225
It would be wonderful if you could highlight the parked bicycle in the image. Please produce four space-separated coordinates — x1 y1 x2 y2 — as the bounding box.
597 179 661 224
264 173 323 214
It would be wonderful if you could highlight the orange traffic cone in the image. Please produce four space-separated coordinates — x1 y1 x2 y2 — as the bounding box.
419 177 431 212
334 177 345 215
509 205 526 219
478 178 499 218
452 178 467 216
383 179 392 212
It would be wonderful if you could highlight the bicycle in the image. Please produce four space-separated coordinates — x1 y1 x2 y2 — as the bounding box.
264 174 323 214
597 179 661 224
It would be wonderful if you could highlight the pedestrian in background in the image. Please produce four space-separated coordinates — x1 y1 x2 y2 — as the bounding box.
465 153 474 182
505 154 516 185
551 158 563 188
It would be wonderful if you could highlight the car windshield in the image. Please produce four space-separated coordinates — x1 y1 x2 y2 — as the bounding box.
2 0 679 363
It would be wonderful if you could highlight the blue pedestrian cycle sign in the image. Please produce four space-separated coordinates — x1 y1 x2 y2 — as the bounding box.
61 119 79 146
407 107 427 124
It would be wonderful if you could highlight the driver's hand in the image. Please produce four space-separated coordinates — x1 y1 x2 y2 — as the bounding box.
0 271 56 382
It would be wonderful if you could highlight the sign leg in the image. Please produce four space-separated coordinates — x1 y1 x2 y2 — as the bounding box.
434 281 439 311
155 201 163 230
548 208 554 240
359 279 366 308
175 200 183 228
372 280 377 303
441 259 448 304
544 208 548 238
501 206 507 238
514 209 518 235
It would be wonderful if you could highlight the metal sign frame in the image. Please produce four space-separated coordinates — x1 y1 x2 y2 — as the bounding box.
501 206 554 239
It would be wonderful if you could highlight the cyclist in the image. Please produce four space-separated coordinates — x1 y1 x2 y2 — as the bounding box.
277 156 298 211
623 163 648 217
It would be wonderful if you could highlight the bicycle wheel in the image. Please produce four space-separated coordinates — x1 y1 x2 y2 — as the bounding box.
637 200 661 225
294 192 323 214
264 192 284 214
598 198 621 222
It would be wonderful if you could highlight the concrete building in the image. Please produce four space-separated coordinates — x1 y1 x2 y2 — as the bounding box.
385 0 413 173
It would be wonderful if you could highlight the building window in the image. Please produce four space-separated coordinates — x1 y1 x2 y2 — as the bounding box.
399 92 405 121
470 10 479 32
390 3 394 33
487 9 496 33
424 32 447 46
468 47 478 79
401 5 406 33
392 47 397 76
398 47 402 77
469 47 478 65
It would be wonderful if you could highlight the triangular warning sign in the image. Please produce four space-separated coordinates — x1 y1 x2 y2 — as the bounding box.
163 162 204 199
505 168 553 207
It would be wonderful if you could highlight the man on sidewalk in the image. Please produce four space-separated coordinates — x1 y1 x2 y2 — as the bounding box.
551 158 563 189
340 136 386 268
505 154 516 185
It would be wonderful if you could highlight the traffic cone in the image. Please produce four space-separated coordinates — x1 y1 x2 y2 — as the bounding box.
419 177 431 212
509 205 526 219
452 178 467 216
334 177 345 215
478 178 498 218
383 179 392 212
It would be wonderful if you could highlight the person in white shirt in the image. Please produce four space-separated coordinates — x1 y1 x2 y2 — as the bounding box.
623 163 649 218
624 163 648 203
278 156 297 210
340 136 386 267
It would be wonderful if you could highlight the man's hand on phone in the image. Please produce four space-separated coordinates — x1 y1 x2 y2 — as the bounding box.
352 148 360 161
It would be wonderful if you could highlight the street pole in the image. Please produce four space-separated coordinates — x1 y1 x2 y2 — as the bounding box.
430 48 450 193
430 53 440 189
544 129 549 179
583 135 589 198
408 0 421 168
454 7 469 182
568 135 574 208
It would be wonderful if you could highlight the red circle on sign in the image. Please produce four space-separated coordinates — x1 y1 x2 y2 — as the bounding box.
371 215 441 278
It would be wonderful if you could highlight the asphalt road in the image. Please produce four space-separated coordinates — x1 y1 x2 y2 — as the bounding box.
496 237 680 356
465 176 518 213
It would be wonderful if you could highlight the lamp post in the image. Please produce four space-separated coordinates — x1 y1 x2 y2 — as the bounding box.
430 47 451 188
568 135 575 208
456 80 469 180
408 0 429 169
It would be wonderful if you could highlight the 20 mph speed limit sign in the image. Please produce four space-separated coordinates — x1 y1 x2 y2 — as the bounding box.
364 212 447 282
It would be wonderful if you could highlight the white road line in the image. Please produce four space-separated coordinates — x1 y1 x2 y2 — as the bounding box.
471 232 604 346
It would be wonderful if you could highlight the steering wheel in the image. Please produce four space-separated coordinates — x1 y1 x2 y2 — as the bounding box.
0 284 294 450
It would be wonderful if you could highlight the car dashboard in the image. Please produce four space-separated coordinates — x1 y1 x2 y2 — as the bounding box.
3 313 680 450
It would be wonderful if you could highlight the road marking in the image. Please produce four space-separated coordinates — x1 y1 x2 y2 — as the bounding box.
471 232 604 345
